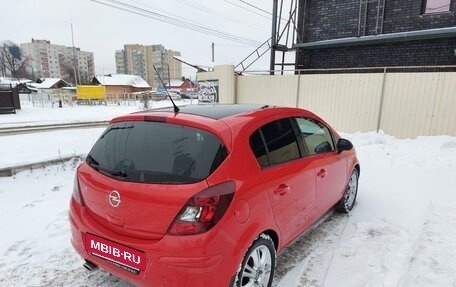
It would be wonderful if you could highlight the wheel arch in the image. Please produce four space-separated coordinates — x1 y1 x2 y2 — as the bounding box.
261 229 279 252
354 163 360 176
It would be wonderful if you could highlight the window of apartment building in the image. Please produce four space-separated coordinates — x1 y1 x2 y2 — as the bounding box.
422 0 452 14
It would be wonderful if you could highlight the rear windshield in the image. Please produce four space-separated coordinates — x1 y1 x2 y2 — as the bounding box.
86 121 227 184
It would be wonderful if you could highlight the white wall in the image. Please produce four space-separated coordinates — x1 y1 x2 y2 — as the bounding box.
197 65 236 104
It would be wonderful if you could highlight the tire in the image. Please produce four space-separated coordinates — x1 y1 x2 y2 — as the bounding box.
337 169 359 213
233 234 276 287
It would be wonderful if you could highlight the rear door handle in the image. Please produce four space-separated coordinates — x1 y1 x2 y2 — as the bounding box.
317 169 327 178
274 184 290 196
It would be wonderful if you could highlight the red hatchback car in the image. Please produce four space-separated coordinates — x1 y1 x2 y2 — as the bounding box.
69 104 359 287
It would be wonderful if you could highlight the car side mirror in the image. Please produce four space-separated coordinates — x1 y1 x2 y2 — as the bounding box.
314 141 332 154
336 138 353 154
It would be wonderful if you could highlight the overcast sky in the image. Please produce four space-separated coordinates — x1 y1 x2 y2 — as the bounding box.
1 0 282 78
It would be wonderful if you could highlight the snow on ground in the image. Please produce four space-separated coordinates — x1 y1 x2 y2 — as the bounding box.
275 132 456 287
0 128 104 169
1 105 456 286
0 99 194 128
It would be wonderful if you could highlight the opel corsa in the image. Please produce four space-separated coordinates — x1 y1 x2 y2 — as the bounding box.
69 104 360 287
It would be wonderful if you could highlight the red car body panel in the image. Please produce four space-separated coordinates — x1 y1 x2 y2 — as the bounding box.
69 105 359 287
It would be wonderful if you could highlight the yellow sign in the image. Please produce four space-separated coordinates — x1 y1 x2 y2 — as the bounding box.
76 86 106 100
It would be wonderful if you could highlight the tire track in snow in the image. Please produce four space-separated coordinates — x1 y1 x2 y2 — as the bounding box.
397 205 456 287
273 212 351 287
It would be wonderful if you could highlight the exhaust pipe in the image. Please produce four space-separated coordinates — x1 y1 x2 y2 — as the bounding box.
83 260 98 271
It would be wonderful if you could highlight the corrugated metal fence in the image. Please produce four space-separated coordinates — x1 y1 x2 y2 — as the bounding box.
237 69 456 138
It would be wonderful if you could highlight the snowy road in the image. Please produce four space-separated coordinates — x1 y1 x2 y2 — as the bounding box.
1 130 456 286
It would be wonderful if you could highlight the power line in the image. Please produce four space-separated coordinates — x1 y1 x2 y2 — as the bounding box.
175 0 268 33
236 0 272 15
223 0 271 20
89 0 262 47
105 0 262 46
223 0 288 25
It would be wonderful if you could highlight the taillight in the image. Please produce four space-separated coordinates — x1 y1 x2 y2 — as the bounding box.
167 181 236 236
72 170 85 206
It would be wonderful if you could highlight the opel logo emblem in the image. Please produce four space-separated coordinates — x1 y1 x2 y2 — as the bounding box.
109 190 121 207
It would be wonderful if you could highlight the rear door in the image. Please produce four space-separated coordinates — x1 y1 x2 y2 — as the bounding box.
79 120 227 239
249 118 316 246
294 117 347 220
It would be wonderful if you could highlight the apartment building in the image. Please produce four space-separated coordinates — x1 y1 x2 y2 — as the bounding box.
21 39 95 83
167 50 182 79
115 44 182 88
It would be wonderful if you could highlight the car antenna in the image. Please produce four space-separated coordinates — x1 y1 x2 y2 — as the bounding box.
153 65 180 113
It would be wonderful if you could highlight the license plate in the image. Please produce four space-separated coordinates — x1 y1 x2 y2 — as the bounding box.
85 233 146 272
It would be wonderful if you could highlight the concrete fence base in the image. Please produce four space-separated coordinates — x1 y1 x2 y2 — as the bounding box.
0 155 84 177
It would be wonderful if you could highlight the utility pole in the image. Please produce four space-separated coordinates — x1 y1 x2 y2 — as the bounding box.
270 0 279 75
28 45 36 80
71 23 79 86
167 63 171 87
211 42 215 63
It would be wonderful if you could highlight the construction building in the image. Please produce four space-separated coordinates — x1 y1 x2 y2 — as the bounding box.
21 39 95 83
115 44 182 88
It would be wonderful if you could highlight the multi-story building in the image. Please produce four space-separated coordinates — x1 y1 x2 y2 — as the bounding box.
167 50 182 79
115 50 126 74
295 0 456 69
21 39 95 84
115 44 182 88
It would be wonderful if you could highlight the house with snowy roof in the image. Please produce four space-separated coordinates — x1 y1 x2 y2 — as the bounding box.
167 78 196 93
91 74 151 96
0 77 33 87
29 78 71 90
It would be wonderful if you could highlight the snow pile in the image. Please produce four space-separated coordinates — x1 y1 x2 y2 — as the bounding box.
0 129 455 286
275 131 456 287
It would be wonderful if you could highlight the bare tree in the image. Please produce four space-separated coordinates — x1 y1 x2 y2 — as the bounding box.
0 41 30 79
79 71 91 85
61 63 76 85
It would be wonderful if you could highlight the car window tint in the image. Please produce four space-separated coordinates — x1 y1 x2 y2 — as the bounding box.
249 130 269 167
87 121 226 184
296 117 334 155
260 118 300 165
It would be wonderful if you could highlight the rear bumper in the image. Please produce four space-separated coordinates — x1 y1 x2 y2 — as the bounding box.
69 198 235 287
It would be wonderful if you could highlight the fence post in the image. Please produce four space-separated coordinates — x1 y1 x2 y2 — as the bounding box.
376 67 387 132
295 73 301 108
428 72 441 136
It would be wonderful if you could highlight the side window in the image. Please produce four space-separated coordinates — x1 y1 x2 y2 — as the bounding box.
295 117 335 155
261 118 300 165
249 130 269 168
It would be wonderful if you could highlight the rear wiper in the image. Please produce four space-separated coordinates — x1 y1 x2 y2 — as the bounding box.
100 125 134 139
86 155 99 167
86 155 127 178
98 167 128 178
108 169 128 178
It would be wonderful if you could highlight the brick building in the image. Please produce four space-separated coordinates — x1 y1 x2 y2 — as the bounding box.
295 0 456 69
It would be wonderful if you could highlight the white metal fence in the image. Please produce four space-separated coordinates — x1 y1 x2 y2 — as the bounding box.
234 67 456 138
